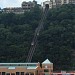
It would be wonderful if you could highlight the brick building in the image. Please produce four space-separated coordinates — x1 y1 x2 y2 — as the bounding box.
0 59 53 75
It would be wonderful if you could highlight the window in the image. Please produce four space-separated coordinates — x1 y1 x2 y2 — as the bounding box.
30 73 34 75
25 73 29 75
6 73 10 75
44 69 49 72
28 4 30 6
16 72 20 75
11 73 15 75
2 72 5 75
21 72 24 75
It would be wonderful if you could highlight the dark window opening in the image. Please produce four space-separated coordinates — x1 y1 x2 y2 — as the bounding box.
44 69 49 72
21 72 24 75
45 4 49 9
16 72 20 75
11 73 15 75
6 73 10 75
30 73 34 75
2 72 5 75
25 73 29 75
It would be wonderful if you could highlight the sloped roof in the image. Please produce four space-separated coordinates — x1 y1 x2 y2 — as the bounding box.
42 59 53 64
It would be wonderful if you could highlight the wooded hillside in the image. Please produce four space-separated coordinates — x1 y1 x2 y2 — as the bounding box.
0 4 75 70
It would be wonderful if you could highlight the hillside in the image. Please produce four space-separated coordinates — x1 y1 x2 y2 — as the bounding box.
0 6 42 62
0 4 75 70
33 4 75 70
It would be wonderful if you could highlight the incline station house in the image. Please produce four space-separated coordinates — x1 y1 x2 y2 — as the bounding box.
0 59 53 75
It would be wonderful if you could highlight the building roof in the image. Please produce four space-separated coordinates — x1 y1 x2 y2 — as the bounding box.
0 63 39 70
42 59 53 64
0 63 38 65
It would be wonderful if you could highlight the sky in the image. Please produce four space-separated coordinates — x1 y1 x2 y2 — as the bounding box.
0 0 47 9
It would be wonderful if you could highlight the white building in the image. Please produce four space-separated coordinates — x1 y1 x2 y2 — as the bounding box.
43 1 52 9
61 0 75 4
2 0 37 14
43 0 75 9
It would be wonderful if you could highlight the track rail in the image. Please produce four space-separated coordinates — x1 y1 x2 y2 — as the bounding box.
26 8 49 62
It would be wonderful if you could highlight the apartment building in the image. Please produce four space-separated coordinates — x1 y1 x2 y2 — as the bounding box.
2 0 37 14
2 7 24 14
61 0 75 4
43 0 75 9
22 0 37 10
2 0 75 13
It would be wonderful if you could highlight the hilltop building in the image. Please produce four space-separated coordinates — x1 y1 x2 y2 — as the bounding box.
1 0 75 14
2 7 24 14
22 0 37 10
0 59 53 75
61 0 75 4
43 0 75 9
2 0 37 14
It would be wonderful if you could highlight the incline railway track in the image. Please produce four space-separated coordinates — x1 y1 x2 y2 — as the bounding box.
26 8 49 62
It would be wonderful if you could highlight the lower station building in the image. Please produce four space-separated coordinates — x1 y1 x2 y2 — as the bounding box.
0 59 53 75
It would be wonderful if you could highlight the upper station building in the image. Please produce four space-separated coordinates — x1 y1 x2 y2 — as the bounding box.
43 0 56 9
43 0 75 9
0 59 53 75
